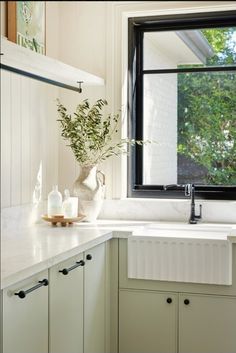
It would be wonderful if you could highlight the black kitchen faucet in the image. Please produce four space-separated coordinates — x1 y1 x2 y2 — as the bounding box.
164 183 202 224
185 183 202 224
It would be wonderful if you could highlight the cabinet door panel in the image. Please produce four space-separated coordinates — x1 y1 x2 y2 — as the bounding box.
84 243 106 353
119 289 177 353
3 270 48 353
179 294 236 353
49 254 84 353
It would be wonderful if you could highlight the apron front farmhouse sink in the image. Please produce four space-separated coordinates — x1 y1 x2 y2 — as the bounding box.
128 223 232 285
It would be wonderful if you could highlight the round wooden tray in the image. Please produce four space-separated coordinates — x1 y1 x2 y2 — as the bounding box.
42 214 85 226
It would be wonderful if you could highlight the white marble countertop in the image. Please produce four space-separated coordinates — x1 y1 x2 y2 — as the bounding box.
1 220 149 289
2 218 236 290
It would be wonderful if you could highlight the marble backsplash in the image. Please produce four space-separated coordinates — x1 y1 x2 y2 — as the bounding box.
1 202 47 233
1 198 236 232
99 198 236 224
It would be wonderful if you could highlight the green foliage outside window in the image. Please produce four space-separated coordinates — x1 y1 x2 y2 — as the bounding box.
178 28 236 184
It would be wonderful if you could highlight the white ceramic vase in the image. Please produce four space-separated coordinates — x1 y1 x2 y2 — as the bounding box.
73 165 105 222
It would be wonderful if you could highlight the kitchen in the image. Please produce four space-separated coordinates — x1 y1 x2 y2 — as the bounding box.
1 2 236 353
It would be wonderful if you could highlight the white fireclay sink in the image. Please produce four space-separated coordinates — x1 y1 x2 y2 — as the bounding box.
128 223 232 285
133 222 232 239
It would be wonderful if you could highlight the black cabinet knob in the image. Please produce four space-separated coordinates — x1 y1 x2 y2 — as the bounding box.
166 297 172 304
184 299 190 305
39 279 49 286
16 290 26 299
86 254 92 261
59 268 69 275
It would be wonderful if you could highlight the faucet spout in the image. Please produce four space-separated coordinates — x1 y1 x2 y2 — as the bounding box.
163 183 203 224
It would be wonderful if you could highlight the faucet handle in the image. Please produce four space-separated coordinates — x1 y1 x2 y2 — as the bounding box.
185 184 191 197
199 204 202 218
195 204 202 219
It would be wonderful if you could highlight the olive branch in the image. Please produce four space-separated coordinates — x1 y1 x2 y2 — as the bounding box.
57 99 148 166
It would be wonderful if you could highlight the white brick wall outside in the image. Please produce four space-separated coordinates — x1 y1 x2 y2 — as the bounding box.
143 35 177 185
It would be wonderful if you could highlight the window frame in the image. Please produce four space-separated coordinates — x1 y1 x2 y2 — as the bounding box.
128 10 236 200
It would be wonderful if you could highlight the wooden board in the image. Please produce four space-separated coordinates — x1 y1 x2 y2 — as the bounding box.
42 214 85 227
7 2 17 43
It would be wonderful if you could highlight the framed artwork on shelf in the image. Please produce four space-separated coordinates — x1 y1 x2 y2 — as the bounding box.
7 1 46 55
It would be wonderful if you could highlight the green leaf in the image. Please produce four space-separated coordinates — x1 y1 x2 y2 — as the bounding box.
57 98 151 166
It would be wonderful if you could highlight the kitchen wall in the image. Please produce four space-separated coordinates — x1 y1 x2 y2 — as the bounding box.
57 1 107 196
1 1 236 223
0 1 107 209
1 71 58 208
1 2 60 208
0 1 6 36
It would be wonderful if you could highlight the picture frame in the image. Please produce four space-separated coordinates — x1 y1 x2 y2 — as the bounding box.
7 1 46 55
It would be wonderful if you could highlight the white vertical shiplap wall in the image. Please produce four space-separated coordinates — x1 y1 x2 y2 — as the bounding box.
57 1 110 197
1 70 59 208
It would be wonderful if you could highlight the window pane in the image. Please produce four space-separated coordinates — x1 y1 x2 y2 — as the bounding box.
143 27 236 70
143 71 236 185
143 74 178 185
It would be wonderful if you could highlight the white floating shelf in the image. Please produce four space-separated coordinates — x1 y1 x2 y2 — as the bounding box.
0 36 104 92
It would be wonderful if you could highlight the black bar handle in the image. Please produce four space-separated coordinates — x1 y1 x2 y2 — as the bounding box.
59 260 85 275
14 279 49 299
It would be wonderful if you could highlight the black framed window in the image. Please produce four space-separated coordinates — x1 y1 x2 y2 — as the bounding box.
128 11 236 200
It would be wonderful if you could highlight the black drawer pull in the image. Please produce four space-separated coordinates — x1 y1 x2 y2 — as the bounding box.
15 279 49 299
59 260 85 275
166 297 172 304
86 254 92 261
184 299 190 305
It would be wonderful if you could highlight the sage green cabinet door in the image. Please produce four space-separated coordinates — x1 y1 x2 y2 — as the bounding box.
3 270 48 353
84 243 106 353
49 254 84 353
119 289 177 353
179 293 236 353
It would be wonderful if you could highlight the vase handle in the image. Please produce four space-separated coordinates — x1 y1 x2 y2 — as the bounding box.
97 170 105 186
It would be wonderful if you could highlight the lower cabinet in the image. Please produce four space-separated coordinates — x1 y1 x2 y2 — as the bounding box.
49 253 84 353
179 293 236 353
84 244 106 353
2 270 49 353
49 242 106 353
4 239 236 353
2 242 107 353
119 289 236 353
119 289 177 353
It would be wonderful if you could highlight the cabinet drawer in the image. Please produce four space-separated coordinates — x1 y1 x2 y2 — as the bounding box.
119 239 236 296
